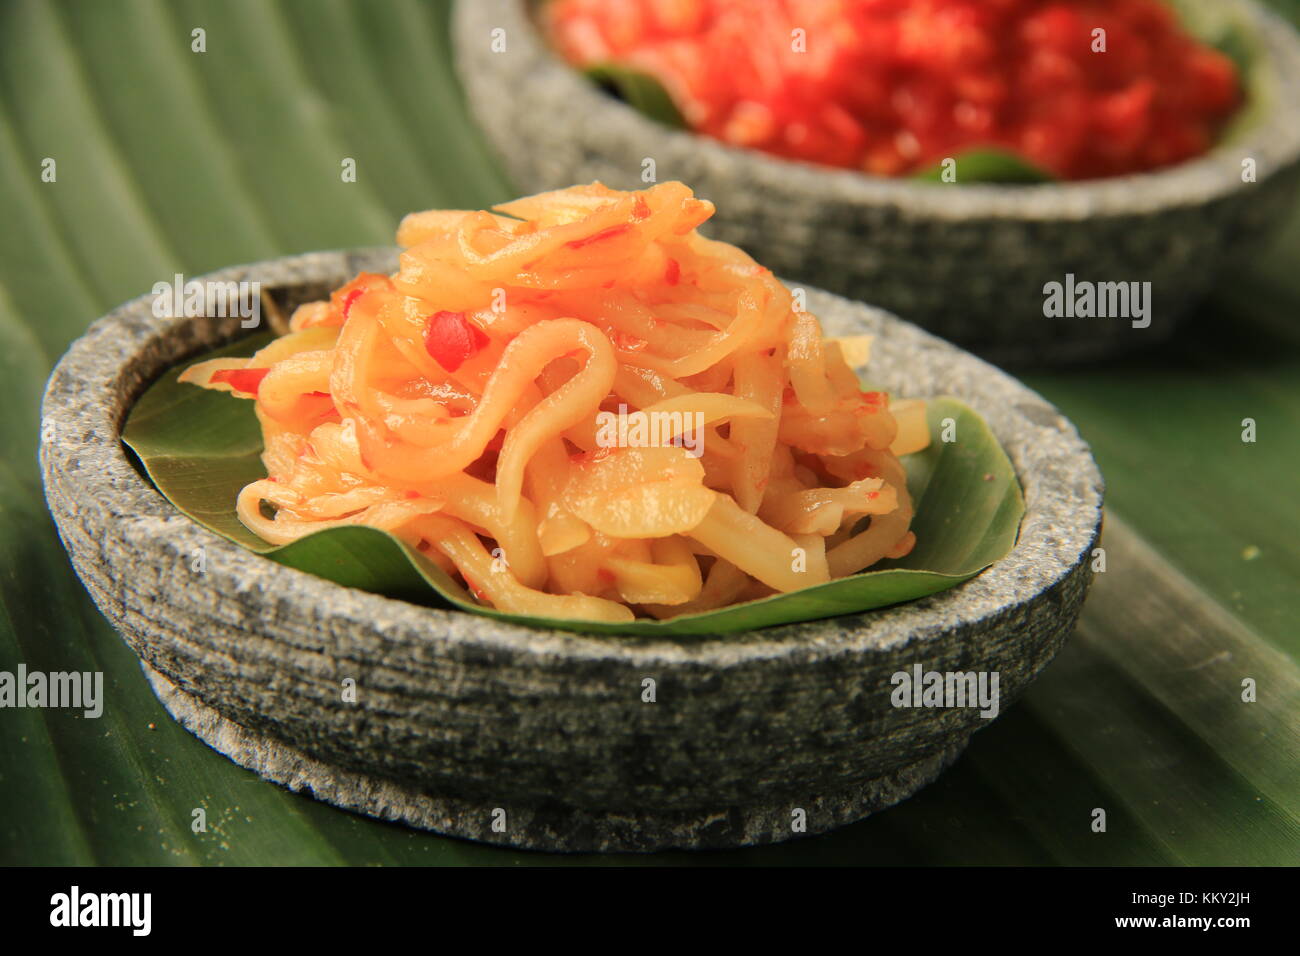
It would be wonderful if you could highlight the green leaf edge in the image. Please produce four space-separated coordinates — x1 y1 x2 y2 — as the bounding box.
122 336 1024 638
582 63 689 130
910 148 1057 184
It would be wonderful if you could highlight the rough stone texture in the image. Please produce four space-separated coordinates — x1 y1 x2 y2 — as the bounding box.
454 0 1300 365
40 250 1104 852
144 664 971 852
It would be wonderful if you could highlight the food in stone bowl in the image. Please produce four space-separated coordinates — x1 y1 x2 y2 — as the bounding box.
454 0 1300 363
160 182 1010 630
41 184 1103 851
546 0 1245 182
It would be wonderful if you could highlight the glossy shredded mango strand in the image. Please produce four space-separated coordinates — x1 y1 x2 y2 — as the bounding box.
181 181 928 621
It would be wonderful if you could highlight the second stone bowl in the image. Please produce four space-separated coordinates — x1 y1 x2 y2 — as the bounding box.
40 249 1104 853
454 0 1300 365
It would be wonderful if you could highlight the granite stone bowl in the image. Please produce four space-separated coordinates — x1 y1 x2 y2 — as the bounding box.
454 0 1300 365
40 249 1104 853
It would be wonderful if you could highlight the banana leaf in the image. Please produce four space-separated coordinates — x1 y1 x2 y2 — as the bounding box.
2 0 1298 865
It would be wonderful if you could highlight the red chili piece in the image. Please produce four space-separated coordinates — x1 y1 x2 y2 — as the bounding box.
424 311 489 372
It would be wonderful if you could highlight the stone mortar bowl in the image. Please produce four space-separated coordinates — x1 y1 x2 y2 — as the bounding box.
455 0 1300 365
40 249 1104 853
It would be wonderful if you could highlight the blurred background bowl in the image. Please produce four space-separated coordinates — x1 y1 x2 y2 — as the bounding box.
454 0 1300 365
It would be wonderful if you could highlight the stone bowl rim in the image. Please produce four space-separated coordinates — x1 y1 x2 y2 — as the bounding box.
41 248 1104 669
458 0 1300 220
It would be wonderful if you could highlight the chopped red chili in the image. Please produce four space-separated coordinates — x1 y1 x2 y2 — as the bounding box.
210 367 271 395
340 288 365 321
424 311 489 372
